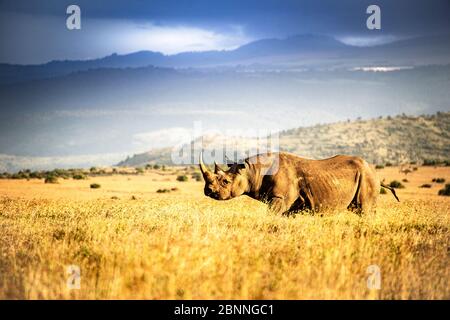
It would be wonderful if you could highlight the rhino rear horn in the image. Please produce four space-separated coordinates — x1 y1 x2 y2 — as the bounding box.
214 161 225 174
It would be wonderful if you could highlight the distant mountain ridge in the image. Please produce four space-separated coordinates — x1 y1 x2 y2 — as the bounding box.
118 112 450 167
1 33 450 85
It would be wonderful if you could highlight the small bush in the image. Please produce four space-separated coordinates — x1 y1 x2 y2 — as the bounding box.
153 164 161 170
90 183 101 189
432 178 445 183
73 174 87 180
389 180 405 189
176 175 188 182
419 184 432 188
45 176 58 184
157 188 171 193
402 179 408 183
380 188 387 194
375 164 384 169
191 172 202 181
135 167 144 174
438 184 450 196
385 162 393 167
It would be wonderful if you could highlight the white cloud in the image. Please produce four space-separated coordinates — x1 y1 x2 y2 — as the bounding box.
337 35 398 47
125 22 251 54
0 12 252 63
132 127 194 151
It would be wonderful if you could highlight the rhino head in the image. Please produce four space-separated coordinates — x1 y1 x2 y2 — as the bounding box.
199 152 249 200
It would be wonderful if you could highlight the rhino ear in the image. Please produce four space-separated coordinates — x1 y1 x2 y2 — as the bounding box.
229 162 246 174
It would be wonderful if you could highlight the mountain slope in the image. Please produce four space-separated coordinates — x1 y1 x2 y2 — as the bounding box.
118 112 450 166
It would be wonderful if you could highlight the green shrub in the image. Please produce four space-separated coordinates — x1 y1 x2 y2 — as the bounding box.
45 175 58 184
438 184 450 196
135 167 144 174
73 174 87 180
380 188 387 194
157 188 171 193
191 172 202 181
153 164 161 170
385 162 393 167
375 164 384 169
419 184 432 188
90 183 101 189
176 175 188 182
432 178 445 183
389 180 405 189
402 179 408 183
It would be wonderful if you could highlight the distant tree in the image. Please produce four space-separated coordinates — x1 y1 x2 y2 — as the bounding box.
45 175 58 184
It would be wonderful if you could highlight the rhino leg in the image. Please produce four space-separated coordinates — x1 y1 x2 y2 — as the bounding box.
268 196 295 215
352 168 378 215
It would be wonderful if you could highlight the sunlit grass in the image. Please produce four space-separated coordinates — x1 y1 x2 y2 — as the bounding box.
0 166 449 299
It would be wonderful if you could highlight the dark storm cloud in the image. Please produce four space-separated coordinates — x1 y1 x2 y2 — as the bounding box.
1 0 449 35
0 0 449 63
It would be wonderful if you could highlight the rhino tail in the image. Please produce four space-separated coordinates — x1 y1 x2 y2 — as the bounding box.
380 182 400 202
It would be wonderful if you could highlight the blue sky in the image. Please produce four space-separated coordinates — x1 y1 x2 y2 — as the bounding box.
0 0 449 64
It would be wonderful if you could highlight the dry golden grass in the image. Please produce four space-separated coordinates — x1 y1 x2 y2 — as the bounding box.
0 166 449 299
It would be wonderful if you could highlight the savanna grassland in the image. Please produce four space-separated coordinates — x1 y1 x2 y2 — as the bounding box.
0 165 449 299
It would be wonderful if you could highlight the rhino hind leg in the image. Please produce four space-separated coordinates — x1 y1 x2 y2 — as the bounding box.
349 170 378 215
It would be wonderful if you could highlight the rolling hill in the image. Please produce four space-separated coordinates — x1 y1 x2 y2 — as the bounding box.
118 112 450 166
